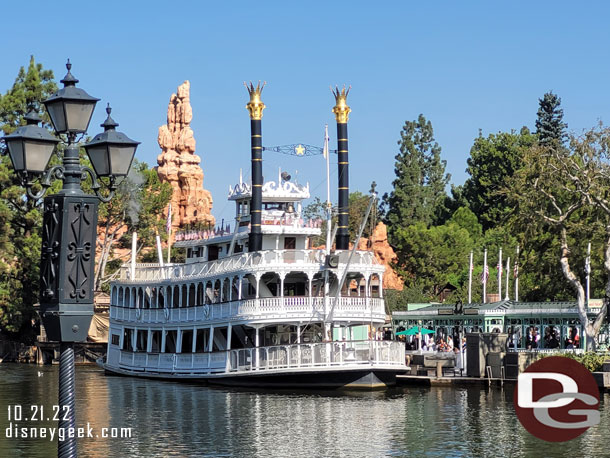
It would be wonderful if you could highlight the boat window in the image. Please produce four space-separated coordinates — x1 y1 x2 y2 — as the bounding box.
208 245 219 261
165 330 177 353
213 327 228 351
195 329 209 352
122 328 134 351
284 237 296 250
151 288 158 308
197 283 204 306
136 330 148 352
182 285 188 308
173 286 180 308
111 334 120 346
150 330 161 352
181 330 193 353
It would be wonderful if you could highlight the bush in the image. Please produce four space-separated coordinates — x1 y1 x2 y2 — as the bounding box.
542 351 609 372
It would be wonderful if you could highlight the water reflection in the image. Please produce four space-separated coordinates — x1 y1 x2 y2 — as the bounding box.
0 365 609 457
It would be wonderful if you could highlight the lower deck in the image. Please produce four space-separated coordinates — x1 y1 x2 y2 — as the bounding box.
104 339 406 389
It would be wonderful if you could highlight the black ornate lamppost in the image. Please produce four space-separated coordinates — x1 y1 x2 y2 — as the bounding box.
2 60 139 458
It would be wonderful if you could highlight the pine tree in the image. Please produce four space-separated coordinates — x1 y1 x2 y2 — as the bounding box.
382 114 449 240
0 56 57 336
463 127 536 230
535 91 567 146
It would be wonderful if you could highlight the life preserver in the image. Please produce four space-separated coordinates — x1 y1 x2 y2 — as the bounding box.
272 334 280 346
164 308 170 320
135 308 141 320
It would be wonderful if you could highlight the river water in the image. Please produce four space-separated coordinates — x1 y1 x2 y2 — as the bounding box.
1 364 609 457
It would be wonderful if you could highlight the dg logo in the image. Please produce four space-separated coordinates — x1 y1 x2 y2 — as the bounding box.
514 356 600 442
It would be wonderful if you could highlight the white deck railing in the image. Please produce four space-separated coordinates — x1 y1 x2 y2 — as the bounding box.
110 296 386 324
116 340 405 374
119 249 378 282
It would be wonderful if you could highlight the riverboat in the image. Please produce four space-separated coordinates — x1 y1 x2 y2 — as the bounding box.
100 84 406 389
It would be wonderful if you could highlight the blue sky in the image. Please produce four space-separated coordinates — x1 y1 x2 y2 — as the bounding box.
3 1 610 223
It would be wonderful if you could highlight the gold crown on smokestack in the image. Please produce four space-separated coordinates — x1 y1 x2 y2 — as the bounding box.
245 81 266 120
331 85 351 123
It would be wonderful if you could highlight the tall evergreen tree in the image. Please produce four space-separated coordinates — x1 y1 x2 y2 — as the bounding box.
382 114 450 240
0 56 57 336
463 127 536 231
535 91 567 146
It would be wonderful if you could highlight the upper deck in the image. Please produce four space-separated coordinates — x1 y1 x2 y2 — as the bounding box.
118 249 381 283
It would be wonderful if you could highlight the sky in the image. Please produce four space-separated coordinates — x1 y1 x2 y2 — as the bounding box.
3 1 610 223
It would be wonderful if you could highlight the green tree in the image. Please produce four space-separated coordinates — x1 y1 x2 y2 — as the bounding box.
463 128 536 231
382 114 450 239
535 91 567 146
304 191 375 247
508 125 610 349
448 206 482 240
394 221 474 298
0 56 57 336
349 191 376 241
95 161 172 291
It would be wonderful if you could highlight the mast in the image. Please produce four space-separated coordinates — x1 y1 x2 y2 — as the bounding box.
324 124 332 254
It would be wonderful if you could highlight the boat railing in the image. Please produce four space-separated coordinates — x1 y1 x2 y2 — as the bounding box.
110 296 386 323
118 249 379 281
116 340 405 374
229 340 406 373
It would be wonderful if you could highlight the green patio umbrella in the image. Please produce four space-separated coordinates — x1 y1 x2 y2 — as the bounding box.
396 326 434 336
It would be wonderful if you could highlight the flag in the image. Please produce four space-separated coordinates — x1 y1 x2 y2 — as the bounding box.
497 260 503 276
481 265 489 284
513 261 519 278
323 124 329 159
166 203 172 233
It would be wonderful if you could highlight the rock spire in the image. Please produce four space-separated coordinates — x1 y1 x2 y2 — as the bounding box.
157 81 215 232
358 222 404 291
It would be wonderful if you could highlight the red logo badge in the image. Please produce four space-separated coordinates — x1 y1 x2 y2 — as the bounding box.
514 356 600 442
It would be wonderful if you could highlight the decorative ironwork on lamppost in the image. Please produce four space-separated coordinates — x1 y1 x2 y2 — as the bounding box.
2 60 139 458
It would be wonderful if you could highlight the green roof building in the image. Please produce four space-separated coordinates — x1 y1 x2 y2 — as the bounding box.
392 299 609 350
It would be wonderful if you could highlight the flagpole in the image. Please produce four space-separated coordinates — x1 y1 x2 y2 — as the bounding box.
468 251 473 304
505 257 510 300
498 247 502 301
166 203 172 264
515 245 519 301
586 242 591 307
324 124 332 254
483 248 487 303
167 227 171 264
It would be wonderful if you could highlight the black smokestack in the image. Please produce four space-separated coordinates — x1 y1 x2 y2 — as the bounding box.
245 81 266 252
332 86 351 250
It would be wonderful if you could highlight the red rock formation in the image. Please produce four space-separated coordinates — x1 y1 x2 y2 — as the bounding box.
157 81 215 234
358 222 404 290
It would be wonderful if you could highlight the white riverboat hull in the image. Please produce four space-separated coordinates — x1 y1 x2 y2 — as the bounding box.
100 361 405 390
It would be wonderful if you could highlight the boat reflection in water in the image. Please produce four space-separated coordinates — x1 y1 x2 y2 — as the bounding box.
1 365 609 457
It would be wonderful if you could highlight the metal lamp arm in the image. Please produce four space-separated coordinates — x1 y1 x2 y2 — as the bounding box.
23 165 65 200
80 166 117 203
